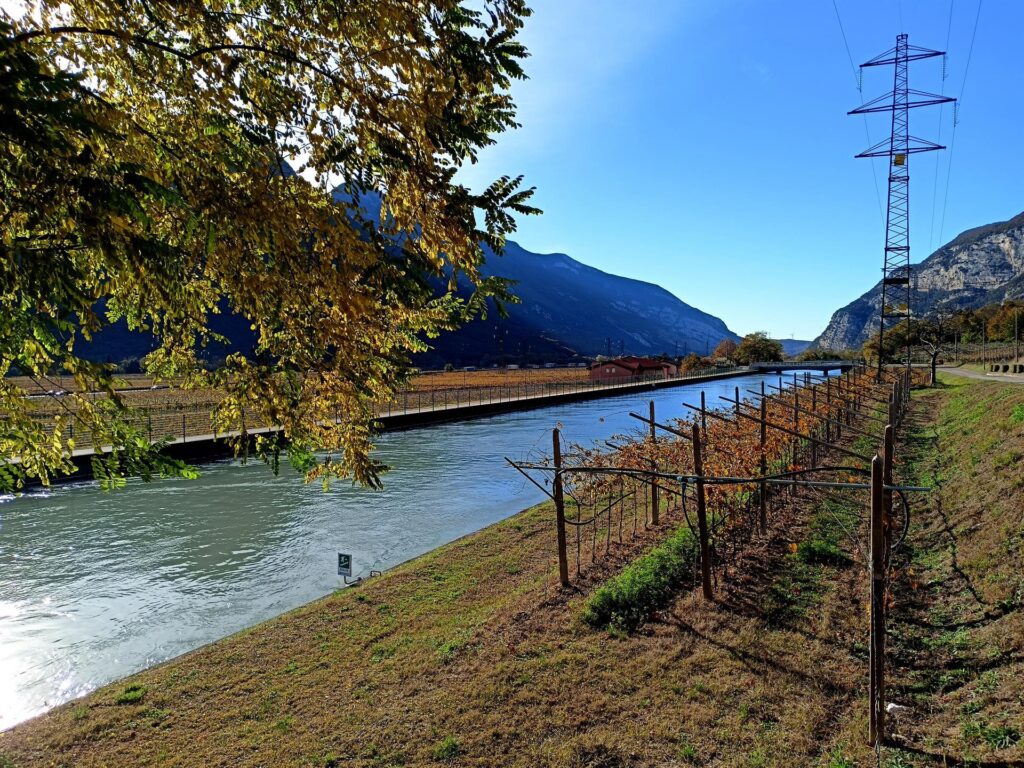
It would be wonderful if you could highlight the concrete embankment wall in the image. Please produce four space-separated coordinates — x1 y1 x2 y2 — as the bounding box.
54 369 750 484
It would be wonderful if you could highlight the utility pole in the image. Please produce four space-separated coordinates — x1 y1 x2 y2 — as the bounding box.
850 34 954 380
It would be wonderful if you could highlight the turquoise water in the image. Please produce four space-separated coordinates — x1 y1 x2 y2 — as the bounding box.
0 371 815 729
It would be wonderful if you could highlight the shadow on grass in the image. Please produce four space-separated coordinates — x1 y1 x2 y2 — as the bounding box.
886 737 1024 767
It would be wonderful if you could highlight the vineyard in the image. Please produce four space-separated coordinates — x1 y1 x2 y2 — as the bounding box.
511 366 925 746
11 366 589 399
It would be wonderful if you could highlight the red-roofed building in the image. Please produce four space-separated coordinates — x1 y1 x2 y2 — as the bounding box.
588 356 677 382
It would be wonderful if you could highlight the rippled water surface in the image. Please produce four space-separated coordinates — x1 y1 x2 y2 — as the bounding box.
0 371 818 729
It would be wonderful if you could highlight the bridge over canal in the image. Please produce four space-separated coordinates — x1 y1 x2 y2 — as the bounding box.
748 360 855 374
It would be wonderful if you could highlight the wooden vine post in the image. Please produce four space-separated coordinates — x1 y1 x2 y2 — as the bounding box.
759 395 768 534
552 428 569 588
691 422 713 600
869 452 886 746
649 400 660 525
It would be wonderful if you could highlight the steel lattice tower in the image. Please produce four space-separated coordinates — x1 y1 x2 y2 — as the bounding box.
850 34 954 378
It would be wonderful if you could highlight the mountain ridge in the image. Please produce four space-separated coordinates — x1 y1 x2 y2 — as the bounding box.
72 234 740 369
815 210 1024 350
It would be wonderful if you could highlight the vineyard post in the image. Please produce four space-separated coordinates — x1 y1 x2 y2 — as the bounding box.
810 383 818 469
883 423 894 537
792 387 799 493
700 390 707 438
869 452 886 747
844 375 852 427
734 386 740 425
691 422 713 600
759 396 767 534
552 428 569 588
649 400 660 526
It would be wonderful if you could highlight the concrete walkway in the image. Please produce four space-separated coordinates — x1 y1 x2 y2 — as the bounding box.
938 366 1024 384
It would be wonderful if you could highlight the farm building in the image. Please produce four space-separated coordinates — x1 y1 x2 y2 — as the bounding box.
588 356 677 382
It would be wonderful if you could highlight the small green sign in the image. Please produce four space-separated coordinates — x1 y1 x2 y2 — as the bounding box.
337 552 352 577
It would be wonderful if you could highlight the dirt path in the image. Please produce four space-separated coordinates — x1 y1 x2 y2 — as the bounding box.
938 366 1024 384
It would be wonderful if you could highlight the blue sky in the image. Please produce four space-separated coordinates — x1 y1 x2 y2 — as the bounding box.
458 0 1023 341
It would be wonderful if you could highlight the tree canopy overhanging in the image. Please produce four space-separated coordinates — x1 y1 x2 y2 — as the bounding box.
734 333 783 365
0 1 537 490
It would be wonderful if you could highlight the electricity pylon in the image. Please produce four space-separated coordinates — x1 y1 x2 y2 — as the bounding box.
850 34 954 378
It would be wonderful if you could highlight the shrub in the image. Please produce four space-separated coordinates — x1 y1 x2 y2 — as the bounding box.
797 539 851 567
432 736 461 762
1011 404 1024 425
115 683 146 705
582 525 700 631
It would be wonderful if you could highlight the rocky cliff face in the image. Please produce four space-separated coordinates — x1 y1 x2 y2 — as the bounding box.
815 211 1024 350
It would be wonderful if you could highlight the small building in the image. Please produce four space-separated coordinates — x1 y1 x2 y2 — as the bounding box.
589 356 677 382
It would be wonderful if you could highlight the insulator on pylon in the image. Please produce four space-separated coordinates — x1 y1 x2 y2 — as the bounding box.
941 54 948 81
953 102 960 126
857 68 863 92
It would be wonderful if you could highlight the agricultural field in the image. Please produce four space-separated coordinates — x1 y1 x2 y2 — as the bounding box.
409 366 588 391
10 367 603 446
12 367 589 403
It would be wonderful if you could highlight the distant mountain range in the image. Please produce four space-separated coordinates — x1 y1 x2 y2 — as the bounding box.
73 200 740 369
778 339 813 357
420 240 739 367
816 210 1024 350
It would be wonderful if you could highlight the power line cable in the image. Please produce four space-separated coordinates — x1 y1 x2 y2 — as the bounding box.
938 0 983 247
831 0 885 224
927 0 956 254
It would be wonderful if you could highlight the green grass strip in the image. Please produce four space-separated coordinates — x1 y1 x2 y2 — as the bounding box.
582 524 700 632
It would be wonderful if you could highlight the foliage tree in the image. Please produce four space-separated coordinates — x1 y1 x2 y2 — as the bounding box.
712 338 738 362
985 301 1024 343
1 1 536 491
862 315 954 384
914 312 957 386
733 333 783 365
862 320 911 368
678 353 703 374
795 346 861 363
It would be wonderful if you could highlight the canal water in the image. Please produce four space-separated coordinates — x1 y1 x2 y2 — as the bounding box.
0 371 821 729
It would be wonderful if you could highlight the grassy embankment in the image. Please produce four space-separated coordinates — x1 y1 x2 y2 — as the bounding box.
879 373 1024 766
1 374 1021 767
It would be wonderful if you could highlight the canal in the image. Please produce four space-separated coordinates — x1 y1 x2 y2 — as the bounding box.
0 370 821 729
